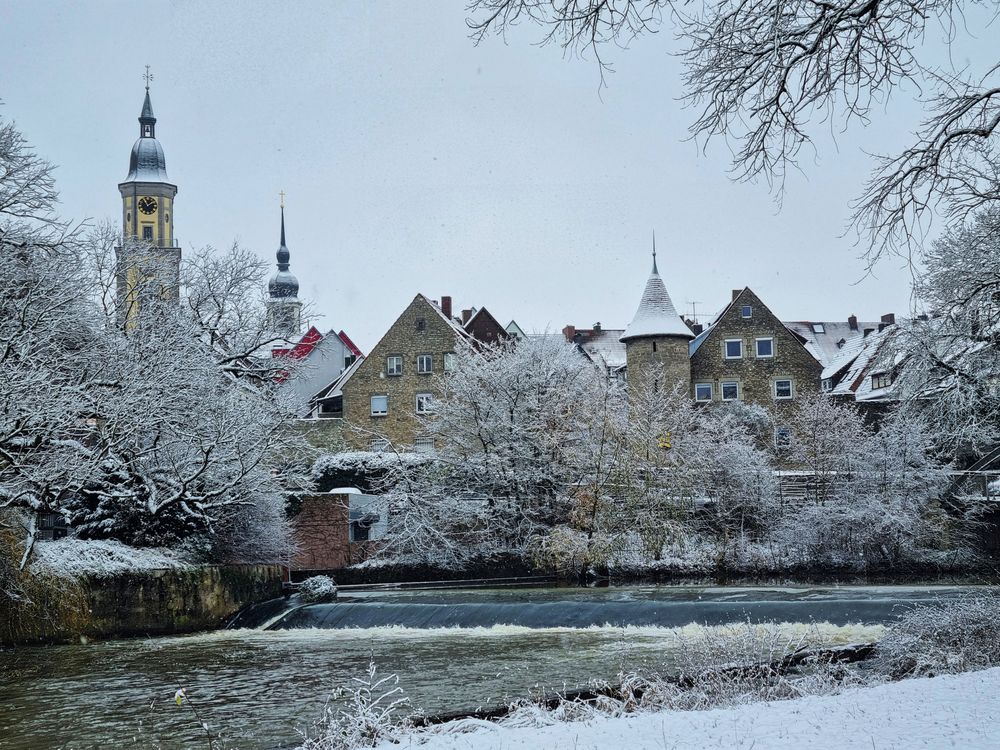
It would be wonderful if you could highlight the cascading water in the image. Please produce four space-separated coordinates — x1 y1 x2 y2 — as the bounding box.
1 584 983 750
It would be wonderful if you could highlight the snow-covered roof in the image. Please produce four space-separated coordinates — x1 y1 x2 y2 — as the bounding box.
785 320 882 368
579 329 627 371
620 260 693 342
828 326 901 401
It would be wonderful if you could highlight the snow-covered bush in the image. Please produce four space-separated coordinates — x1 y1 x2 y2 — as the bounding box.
299 575 338 603
875 592 1000 677
530 525 614 577
299 659 411 749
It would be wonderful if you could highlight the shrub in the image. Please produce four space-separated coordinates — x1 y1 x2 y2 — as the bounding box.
299 575 338 603
875 591 1000 677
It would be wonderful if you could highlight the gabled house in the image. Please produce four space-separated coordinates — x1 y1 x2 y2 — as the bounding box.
338 294 508 451
688 288 821 407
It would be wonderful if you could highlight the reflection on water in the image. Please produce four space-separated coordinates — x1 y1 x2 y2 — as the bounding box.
0 583 979 749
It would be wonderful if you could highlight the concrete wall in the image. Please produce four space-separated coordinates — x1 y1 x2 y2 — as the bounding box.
3 564 283 646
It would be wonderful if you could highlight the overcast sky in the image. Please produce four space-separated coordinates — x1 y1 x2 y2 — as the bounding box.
2 1 992 350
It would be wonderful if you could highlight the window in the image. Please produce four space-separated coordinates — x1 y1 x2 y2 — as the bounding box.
415 393 434 414
821 378 833 392
417 354 433 374
812 323 826 334
721 381 740 401
386 356 403 376
695 383 713 402
652 341 657 352
755 337 774 358
871 372 891 390
724 339 743 359
741 305 753 319
415 317 426 332
370 395 388 416
774 426 792 450
774 379 793 400
444 352 456 372
142 225 153 240
414 437 435 454
369 437 390 452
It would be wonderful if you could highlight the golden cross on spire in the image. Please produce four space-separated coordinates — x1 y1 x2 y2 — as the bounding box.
279 190 286 209
143 65 154 90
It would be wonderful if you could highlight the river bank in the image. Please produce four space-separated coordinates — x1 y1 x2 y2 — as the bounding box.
1 583 988 749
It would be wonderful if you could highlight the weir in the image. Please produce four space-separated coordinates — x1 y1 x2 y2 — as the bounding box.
246 585 978 631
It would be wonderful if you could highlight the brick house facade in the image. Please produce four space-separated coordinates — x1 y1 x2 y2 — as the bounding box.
340 294 507 450
689 287 822 408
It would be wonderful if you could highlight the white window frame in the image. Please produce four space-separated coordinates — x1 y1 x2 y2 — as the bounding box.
413 437 435 454
694 382 713 402
386 355 403 376
774 379 793 400
821 378 833 392
369 437 390 452
415 392 435 414
370 395 388 417
724 339 743 359
755 337 774 358
741 305 753 319
416 353 433 374
444 352 456 372
721 381 740 401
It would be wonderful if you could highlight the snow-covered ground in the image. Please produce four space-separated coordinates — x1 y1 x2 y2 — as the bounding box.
383 667 1000 749
29 538 190 577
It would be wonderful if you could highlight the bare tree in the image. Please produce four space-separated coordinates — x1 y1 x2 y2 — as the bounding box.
467 0 1000 260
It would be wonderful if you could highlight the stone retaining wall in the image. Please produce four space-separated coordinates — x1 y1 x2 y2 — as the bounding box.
2 564 283 646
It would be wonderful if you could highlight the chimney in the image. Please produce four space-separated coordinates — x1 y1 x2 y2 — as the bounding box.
732 289 741 301
848 315 858 331
562 324 576 342
593 322 601 332
692 323 704 335
881 313 895 325
441 296 452 320
863 327 875 337
462 309 473 325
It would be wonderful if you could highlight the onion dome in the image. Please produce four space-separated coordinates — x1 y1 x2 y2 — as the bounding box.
123 88 170 182
268 206 300 299
620 242 693 342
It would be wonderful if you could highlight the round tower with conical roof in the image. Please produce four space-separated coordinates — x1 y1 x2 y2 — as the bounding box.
619 242 694 394
267 203 303 340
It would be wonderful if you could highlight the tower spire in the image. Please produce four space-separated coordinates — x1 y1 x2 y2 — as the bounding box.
652 229 658 275
139 68 156 139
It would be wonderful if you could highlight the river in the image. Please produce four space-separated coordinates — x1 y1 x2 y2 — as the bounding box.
0 584 982 749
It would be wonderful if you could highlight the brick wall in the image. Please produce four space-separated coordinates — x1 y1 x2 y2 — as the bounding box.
690 288 821 408
342 294 458 449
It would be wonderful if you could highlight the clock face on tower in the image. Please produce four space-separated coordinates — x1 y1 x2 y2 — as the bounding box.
138 196 158 215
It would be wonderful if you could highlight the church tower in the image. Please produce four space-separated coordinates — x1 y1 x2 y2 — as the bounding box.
267 201 303 340
116 70 180 327
620 239 694 394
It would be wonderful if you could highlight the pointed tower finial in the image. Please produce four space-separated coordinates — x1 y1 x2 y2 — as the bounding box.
278 203 288 267
652 229 658 275
143 65 154 91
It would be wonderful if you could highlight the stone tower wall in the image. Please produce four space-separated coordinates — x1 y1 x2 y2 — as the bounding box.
625 336 692 394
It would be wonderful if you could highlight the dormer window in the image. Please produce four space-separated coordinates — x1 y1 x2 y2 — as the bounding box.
741 305 752 319
871 372 891 390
